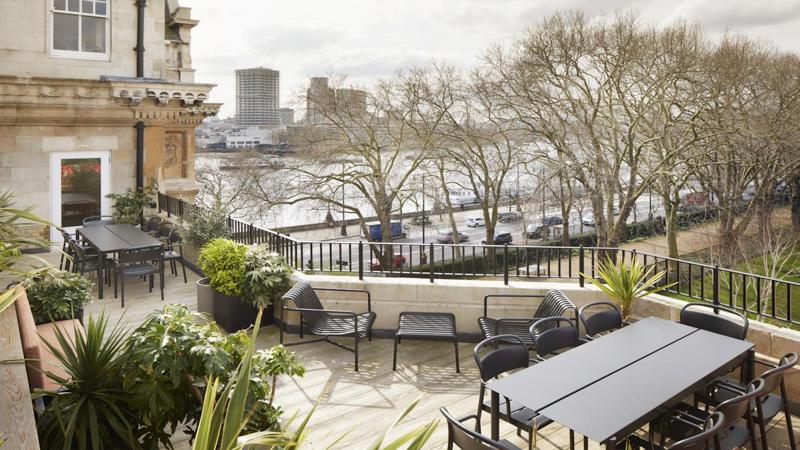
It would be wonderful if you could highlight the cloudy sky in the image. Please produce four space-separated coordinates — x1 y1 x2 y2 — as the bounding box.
185 0 800 118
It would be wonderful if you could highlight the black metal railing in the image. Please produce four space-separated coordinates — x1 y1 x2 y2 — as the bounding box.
156 193 800 328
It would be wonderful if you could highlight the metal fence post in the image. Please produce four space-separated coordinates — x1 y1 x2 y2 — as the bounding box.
248 224 254 245
358 241 364 280
429 242 435 283
713 265 720 307
578 246 585 287
503 244 509 285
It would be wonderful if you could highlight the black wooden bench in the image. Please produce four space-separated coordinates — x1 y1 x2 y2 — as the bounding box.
392 311 459 373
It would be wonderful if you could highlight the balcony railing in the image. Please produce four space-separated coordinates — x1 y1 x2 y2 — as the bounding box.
158 192 800 328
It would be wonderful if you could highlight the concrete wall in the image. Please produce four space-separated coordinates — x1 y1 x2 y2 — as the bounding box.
291 274 800 408
0 0 167 80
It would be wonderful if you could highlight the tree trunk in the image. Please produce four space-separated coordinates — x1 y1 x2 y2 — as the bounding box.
663 196 679 259
791 175 800 232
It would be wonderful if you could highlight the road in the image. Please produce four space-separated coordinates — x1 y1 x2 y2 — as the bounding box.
296 195 666 272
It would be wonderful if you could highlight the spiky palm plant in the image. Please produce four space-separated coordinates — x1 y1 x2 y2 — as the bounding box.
582 256 674 321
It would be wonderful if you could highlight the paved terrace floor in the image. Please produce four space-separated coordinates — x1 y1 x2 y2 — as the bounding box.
31 251 799 449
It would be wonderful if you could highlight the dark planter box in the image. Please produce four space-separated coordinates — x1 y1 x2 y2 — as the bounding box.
212 289 274 332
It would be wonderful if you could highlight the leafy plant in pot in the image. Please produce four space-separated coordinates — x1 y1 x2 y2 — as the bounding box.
22 268 92 324
105 179 157 225
186 204 231 314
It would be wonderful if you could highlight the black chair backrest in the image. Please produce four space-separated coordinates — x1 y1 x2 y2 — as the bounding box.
530 317 580 357
145 216 162 232
117 246 163 265
473 335 529 381
282 282 325 326
668 412 725 450
156 222 174 238
168 228 184 245
680 303 748 340
83 215 115 226
533 290 576 321
66 236 88 259
440 408 519 450
759 352 798 393
715 378 765 430
578 301 623 337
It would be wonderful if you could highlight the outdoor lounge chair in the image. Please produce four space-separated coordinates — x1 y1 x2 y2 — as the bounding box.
279 281 376 371
478 290 577 349
622 412 726 450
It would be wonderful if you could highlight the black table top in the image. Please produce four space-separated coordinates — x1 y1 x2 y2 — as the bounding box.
77 224 162 253
538 328 753 444
488 317 696 413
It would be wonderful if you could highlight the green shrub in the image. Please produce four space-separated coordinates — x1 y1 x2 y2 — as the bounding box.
242 245 293 308
186 204 230 249
198 238 247 297
124 305 304 449
23 268 93 324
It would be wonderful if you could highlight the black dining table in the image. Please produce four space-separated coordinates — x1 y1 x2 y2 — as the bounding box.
487 316 755 448
76 224 163 299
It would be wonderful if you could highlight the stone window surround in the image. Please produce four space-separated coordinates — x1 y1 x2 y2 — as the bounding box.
49 0 112 62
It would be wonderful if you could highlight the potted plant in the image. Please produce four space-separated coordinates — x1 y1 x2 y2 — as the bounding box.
241 244 293 325
583 256 673 321
105 180 157 225
185 204 231 312
22 268 92 324
198 238 251 331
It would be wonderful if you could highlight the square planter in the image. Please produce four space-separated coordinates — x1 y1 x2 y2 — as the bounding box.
212 289 274 332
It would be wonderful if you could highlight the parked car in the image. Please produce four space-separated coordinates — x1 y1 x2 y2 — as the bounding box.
542 216 563 226
436 231 469 244
498 211 522 223
481 233 513 245
411 215 432 225
466 217 485 227
527 224 550 239
582 208 620 227
370 255 407 270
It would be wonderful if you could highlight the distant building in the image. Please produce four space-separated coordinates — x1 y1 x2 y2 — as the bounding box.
306 77 335 124
335 88 367 115
226 135 263 149
236 67 280 128
279 107 295 126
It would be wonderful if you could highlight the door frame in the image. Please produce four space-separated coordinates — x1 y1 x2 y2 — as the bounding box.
50 150 111 241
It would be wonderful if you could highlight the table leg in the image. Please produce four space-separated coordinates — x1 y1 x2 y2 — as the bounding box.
745 348 755 382
491 390 499 441
97 250 104 299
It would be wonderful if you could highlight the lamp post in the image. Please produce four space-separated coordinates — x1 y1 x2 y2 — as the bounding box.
421 174 426 244
340 183 347 236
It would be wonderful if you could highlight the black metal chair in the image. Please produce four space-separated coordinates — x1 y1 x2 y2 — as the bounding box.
440 407 521 450
655 378 765 450
529 317 583 362
65 236 112 285
622 412 725 450
154 221 175 242
577 301 624 340
142 216 163 234
473 335 553 450
679 303 749 340
82 215 115 226
112 246 164 307
478 290 577 349
163 228 187 283
59 229 95 271
279 281 376 371
705 352 797 450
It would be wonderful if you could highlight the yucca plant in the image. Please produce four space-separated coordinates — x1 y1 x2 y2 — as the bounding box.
192 309 437 450
34 314 138 450
582 256 674 321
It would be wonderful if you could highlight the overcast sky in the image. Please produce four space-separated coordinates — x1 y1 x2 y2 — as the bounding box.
185 0 800 119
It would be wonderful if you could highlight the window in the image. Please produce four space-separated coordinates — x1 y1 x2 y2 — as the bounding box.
51 0 109 59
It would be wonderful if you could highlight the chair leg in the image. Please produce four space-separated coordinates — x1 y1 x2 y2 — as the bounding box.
756 400 768 450
781 382 797 450
392 335 399 371
160 267 164 301
354 333 359 372
746 409 758 450
476 387 484 434
120 275 125 308
181 260 187 284
454 338 460 373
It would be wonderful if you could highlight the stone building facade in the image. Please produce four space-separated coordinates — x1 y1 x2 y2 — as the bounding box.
0 0 220 240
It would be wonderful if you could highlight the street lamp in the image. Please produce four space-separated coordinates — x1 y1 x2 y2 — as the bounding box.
421 175 426 243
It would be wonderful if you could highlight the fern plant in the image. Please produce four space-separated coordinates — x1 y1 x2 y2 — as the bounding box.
582 256 674 321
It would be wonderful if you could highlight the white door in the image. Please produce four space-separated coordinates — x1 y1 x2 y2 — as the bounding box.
50 151 111 241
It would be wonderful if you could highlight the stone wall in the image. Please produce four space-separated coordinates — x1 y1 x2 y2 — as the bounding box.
290 274 800 412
